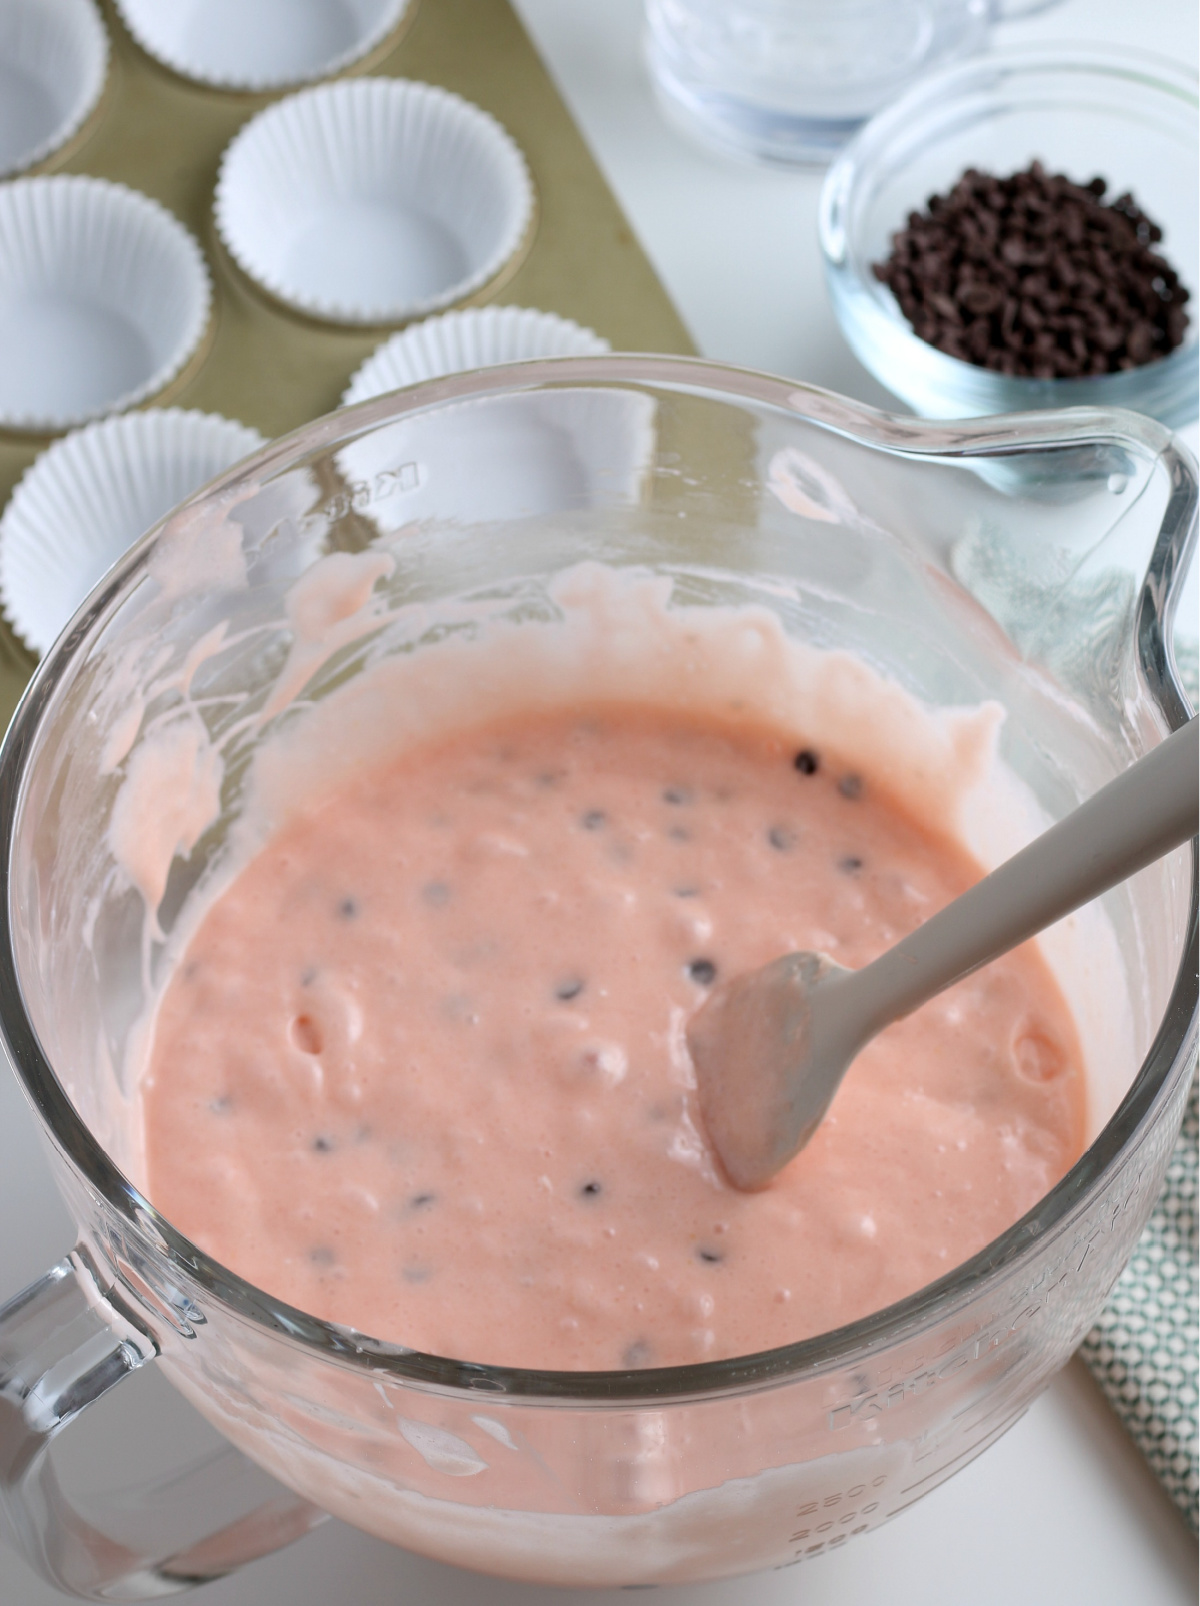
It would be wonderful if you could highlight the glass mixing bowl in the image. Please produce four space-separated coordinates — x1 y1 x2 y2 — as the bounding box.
820 43 1200 426
0 357 1195 1598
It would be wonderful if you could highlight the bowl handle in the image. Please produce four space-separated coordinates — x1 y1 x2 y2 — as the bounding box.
0 1248 327 1600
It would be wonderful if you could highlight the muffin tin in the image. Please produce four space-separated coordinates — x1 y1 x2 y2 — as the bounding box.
0 0 694 699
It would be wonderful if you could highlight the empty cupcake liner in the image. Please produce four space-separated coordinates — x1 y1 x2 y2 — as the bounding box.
215 78 535 327
113 0 411 93
0 408 266 655
0 176 212 434
334 386 658 537
342 307 611 405
0 0 108 178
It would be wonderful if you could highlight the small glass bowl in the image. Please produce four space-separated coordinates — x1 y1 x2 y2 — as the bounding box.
819 43 1199 426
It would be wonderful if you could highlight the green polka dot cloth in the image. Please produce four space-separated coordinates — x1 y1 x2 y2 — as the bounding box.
1080 1075 1199 1534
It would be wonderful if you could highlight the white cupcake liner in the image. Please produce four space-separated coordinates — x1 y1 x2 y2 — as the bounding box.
334 387 658 534
0 0 108 178
215 78 535 327
0 176 212 434
0 408 265 655
341 307 611 405
113 0 410 93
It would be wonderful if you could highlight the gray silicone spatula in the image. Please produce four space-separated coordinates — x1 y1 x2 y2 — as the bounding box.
687 716 1198 1192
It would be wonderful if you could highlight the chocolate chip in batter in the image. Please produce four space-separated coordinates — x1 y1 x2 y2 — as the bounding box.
290 1013 323 1055
442 992 479 1024
623 1339 653 1367
402 1264 432 1284
838 855 864 876
794 749 819 775
309 1246 336 1267
422 880 452 907
208 1094 232 1114
555 977 586 1002
838 773 864 800
578 1180 603 1201
695 1245 724 1265
667 825 691 843
410 1191 437 1211
687 958 718 987
337 896 359 920
581 809 607 831
663 786 694 806
673 885 701 899
768 824 796 852
312 1135 335 1153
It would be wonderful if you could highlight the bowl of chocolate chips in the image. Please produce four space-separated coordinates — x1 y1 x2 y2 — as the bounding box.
820 42 1198 426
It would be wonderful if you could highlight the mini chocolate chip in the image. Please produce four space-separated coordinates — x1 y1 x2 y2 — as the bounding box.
687 958 717 986
838 774 864 800
696 1246 724 1265
309 1246 336 1266
768 825 796 851
291 1013 323 1055
337 896 359 919
312 1135 335 1153
209 1095 233 1114
838 855 864 875
443 992 478 1024
402 1265 432 1284
662 786 693 806
667 825 691 842
422 881 451 907
794 749 819 775
581 809 607 831
623 1340 652 1367
555 977 586 1002
579 1180 603 1200
673 885 700 899
410 1192 436 1211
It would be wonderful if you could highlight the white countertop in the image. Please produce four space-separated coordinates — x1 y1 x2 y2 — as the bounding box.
1 1 1197 1601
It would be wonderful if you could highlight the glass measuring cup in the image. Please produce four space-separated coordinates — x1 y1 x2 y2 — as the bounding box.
643 0 1062 165
0 358 1194 1597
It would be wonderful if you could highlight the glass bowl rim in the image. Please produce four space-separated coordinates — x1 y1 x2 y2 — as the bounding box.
1 354 1195 1404
818 39 1200 416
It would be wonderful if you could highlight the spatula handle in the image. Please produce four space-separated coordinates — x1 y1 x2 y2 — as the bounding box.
857 718 1197 1031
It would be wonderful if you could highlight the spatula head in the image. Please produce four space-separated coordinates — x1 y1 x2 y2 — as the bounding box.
686 951 849 1191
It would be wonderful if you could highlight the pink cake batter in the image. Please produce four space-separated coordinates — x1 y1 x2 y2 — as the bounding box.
141 700 1086 1370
